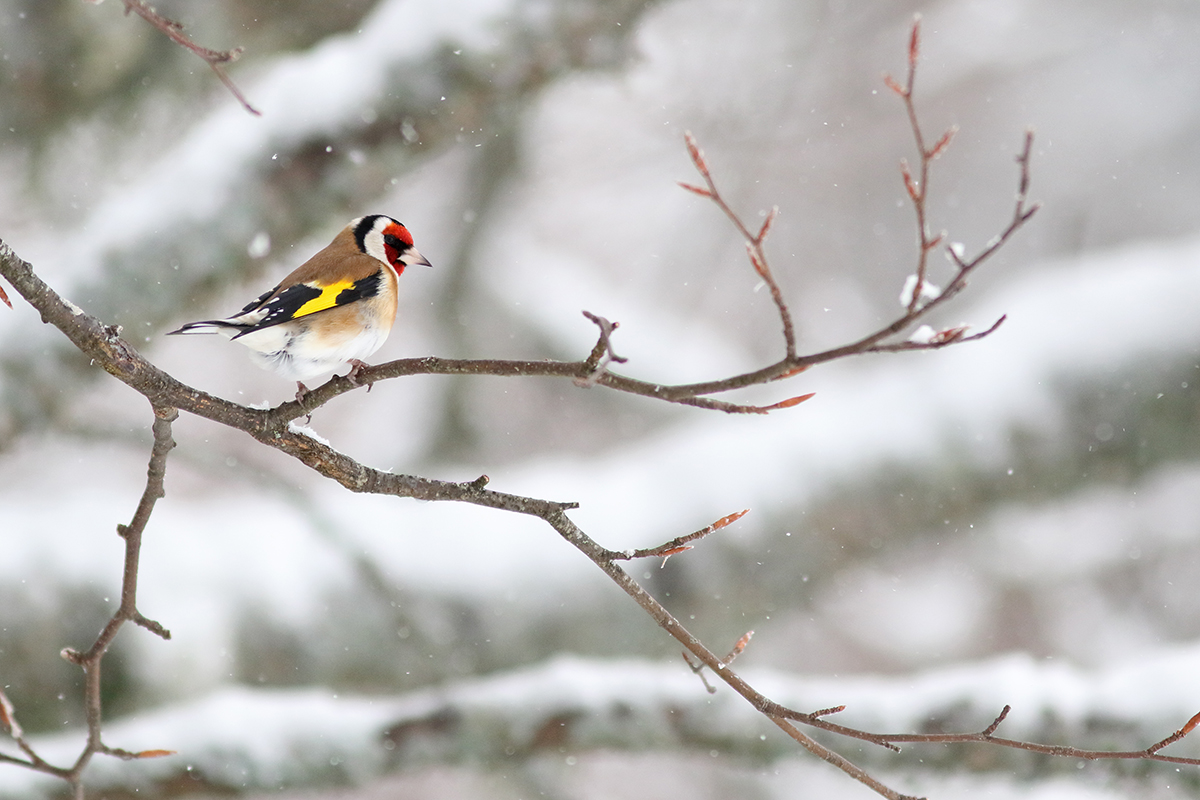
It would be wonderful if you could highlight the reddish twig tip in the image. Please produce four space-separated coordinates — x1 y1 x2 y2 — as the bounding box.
134 749 177 759
678 182 713 198
757 206 780 242
883 72 907 97
811 704 847 718
0 689 22 739
908 16 921 69
683 131 710 176
729 630 754 658
759 393 816 412
929 126 958 159
712 508 750 531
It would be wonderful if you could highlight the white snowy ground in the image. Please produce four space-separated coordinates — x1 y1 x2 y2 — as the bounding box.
3 652 1199 797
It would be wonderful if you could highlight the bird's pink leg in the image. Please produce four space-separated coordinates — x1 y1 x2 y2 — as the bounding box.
345 359 373 392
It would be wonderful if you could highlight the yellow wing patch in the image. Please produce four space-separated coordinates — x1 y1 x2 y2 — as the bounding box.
292 279 356 319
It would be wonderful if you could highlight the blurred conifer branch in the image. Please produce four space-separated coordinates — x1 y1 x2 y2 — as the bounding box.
85 0 260 115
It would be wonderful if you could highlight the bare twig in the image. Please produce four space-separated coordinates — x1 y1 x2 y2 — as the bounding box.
681 652 717 694
86 0 260 115
1 402 177 798
682 133 796 361
1148 709 1200 753
681 631 756 692
721 629 753 667
863 314 1007 354
613 509 749 561
576 310 628 387
862 704 1200 767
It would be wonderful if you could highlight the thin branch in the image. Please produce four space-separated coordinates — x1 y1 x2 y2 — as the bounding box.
863 315 1007 354
681 652 717 694
865 704 1200 767
682 133 796 360
721 629 753 667
3 402 177 796
88 0 260 115
613 509 749 560
0 689 72 779
576 310 628 387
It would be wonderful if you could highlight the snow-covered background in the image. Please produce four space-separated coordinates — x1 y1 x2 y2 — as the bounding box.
3 0 1200 797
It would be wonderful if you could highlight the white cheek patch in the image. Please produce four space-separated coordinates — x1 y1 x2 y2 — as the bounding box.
361 219 392 265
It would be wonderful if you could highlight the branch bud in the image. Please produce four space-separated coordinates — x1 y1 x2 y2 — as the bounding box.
0 689 22 739
133 749 177 759
908 15 921 69
929 125 958 159
678 182 713 198
730 630 754 657
711 509 750 531
900 159 921 201
757 206 779 243
882 72 907 97
683 131 710 177
757 393 815 412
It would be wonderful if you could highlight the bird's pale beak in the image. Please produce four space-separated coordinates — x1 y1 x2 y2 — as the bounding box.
404 248 432 268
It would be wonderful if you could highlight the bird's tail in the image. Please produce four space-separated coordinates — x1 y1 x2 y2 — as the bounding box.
165 320 244 336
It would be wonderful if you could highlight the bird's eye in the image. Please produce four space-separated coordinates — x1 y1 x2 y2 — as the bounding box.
383 234 404 249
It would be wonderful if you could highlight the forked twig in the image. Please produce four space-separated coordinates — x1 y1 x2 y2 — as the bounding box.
85 0 260 115
1 404 177 798
612 509 749 562
576 310 628 387
681 135 795 360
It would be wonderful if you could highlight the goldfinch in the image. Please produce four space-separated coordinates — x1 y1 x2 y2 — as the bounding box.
168 215 430 398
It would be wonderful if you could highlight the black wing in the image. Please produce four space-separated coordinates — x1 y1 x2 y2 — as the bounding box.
230 271 383 339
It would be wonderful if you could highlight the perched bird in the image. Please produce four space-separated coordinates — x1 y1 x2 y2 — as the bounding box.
168 215 430 400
